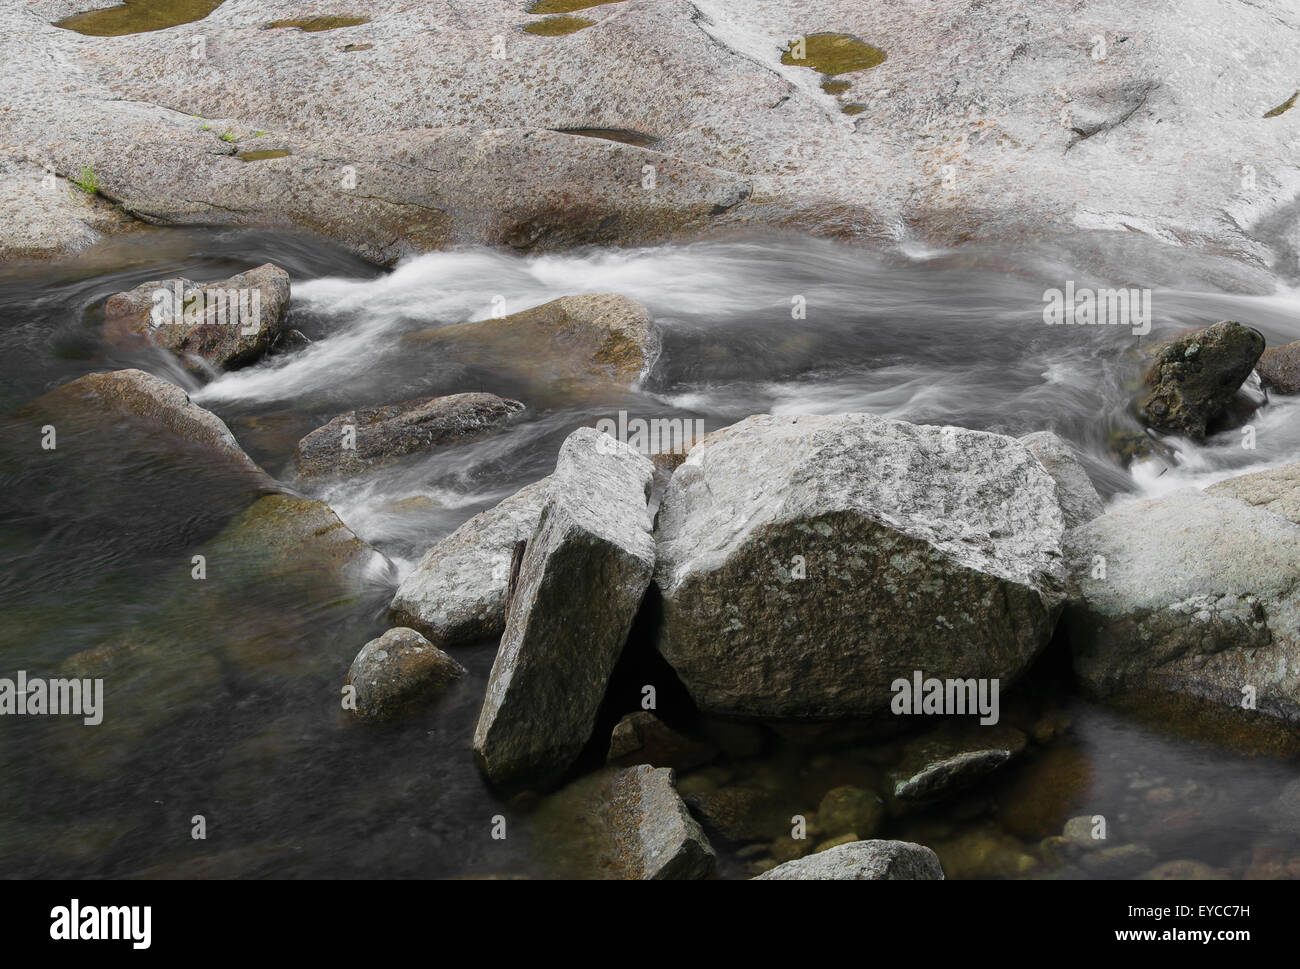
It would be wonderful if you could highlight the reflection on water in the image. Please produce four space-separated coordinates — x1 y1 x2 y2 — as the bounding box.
1 228 1298 878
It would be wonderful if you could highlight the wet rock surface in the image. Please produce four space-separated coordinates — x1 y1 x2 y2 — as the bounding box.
1257 341 1300 394
345 627 468 721
530 765 715 879
104 263 291 372
1135 322 1265 440
294 392 524 481
403 294 659 390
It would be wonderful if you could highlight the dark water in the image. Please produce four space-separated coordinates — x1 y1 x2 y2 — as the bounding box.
1 227 1298 878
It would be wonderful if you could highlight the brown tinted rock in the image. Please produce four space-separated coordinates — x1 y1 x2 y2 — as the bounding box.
605 711 718 771
104 263 291 372
404 295 659 390
345 627 467 721
1257 341 1300 394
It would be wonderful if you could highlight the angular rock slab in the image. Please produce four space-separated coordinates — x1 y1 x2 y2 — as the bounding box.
755 840 944 880
104 263 291 371
654 414 1067 719
1019 430 1104 528
472 427 655 789
1064 488 1300 723
390 476 550 647
294 392 523 481
531 765 715 879
345 627 467 721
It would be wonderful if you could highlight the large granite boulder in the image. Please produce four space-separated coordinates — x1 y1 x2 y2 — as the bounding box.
389 477 550 646
104 264 291 371
1134 322 1265 441
294 392 523 481
653 413 1067 719
755 840 944 880
472 428 656 789
1206 461 1300 524
1064 487 1300 724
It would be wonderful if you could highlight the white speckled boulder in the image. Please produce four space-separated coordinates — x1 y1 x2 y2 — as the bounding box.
654 413 1067 719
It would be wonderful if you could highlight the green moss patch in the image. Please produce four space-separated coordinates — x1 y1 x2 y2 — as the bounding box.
528 0 624 12
782 33 886 76
523 15 595 35
55 0 224 36
237 149 291 162
821 79 850 95
841 104 867 115
263 16 370 32
1264 90 1298 118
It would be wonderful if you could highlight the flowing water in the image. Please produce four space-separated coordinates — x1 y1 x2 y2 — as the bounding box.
1 227 1298 878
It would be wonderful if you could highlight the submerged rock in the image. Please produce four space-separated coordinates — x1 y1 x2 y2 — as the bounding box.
293 392 523 481
390 477 550 646
1257 341 1300 394
1019 431 1104 528
684 785 793 844
605 711 718 771
653 413 1067 719
0 368 274 551
1078 843 1156 877
816 786 885 838
104 264 291 372
531 765 715 880
345 627 467 721
1064 488 1300 724
15 368 267 477
404 294 659 390
888 724 1028 805
755 840 944 880
472 428 655 789
1135 322 1265 440
996 746 1096 840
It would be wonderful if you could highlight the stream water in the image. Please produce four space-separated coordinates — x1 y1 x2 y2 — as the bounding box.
1 227 1298 879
